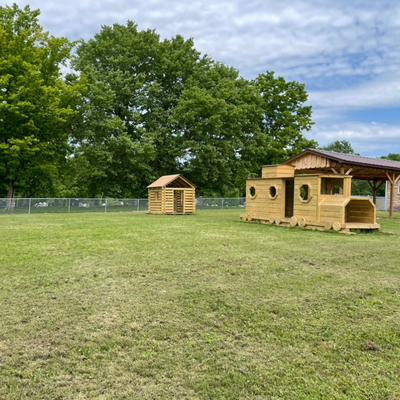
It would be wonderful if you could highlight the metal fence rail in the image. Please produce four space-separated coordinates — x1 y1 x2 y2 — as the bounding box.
0 196 389 215
0 198 149 215
0 197 246 215
195 197 246 210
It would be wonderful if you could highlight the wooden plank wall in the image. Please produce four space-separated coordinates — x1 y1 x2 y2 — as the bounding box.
246 179 284 219
319 197 346 224
345 199 375 223
293 176 319 221
183 188 195 214
262 165 294 178
148 189 163 214
165 188 175 214
291 154 338 170
163 188 195 214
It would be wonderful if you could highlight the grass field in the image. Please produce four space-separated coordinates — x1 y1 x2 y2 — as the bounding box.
1 210 400 399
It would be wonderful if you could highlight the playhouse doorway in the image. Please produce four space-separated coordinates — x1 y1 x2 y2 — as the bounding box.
173 190 184 214
285 179 295 218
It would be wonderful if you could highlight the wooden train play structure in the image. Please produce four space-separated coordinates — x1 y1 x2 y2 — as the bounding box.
147 174 196 215
241 161 381 233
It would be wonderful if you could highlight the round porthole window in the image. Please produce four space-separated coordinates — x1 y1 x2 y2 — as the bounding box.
249 186 257 199
298 184 313 203
268 185 278 200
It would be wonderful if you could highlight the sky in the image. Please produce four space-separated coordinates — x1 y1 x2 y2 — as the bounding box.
8 0 400 157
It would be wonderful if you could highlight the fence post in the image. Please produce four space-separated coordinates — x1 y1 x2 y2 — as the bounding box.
68 198 71 214
105 198 107 213
222 198 224 209
137 199 140 212
28 198 31 215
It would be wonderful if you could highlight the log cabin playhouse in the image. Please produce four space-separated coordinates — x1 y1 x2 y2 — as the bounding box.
147 174 196 215
242 162 380 233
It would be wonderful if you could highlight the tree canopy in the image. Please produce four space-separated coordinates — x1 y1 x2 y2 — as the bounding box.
0 4 83 201
67 22 317 197
381 153 400 162
254 72 317 164
320 140 359 155
1 10 318 199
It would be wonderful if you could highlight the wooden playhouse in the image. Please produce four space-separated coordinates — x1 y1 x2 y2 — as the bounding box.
147 174 196 215
241 164 380 233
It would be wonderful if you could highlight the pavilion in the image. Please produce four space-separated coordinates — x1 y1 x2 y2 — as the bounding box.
282 149 400 217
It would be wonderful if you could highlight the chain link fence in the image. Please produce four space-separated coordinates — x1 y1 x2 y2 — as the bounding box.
195 197 246 210
0 197 246 215
1 196 389 215
0 198 149 215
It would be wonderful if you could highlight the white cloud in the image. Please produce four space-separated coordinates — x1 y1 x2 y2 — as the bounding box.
13 0 399 79
310 121 400 157
8 0 400 156
309 72 400 112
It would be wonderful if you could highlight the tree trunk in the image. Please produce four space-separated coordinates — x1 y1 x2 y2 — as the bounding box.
6 181 16 211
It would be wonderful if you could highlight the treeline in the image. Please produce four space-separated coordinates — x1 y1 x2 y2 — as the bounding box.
0 4 318 199
3 5 396 200
0 4 400 202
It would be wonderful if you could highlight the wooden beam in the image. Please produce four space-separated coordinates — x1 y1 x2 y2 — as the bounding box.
376 181 386 191
385 172 397 217
367 179 386 206
345 168 353 175
330 168 339 174
386 172 395 184
390 174 400 218
390 180 394 217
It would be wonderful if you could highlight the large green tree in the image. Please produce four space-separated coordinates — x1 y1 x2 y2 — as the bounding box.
69 22 316 197
320 140 358 155
70 23 206 197
254 71 317 164
173 64 268 195
70 22 260 196
381 153 400 162
0 4 83 202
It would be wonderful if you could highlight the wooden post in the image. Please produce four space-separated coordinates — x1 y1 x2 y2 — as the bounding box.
367 180 386 206
339 167 344 194
385 173 400 217
390 180 394 217
367 180 377 205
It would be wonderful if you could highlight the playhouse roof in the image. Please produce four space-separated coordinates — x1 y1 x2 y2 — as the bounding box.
282 148 400 180
285 149 400 171
147 174 196 189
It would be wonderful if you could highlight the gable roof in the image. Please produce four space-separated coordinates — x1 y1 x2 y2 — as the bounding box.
282 148 400 180
285 149 400 171
147 174 196 189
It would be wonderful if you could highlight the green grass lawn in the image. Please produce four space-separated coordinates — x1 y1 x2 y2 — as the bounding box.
1 210 399 399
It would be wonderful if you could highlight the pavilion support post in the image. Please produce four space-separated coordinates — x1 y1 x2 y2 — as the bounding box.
385 173 400 217
367 180 385 205
339 167 345 194
390 181 395 218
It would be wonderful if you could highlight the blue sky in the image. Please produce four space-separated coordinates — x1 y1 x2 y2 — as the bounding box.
10 0 400 157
